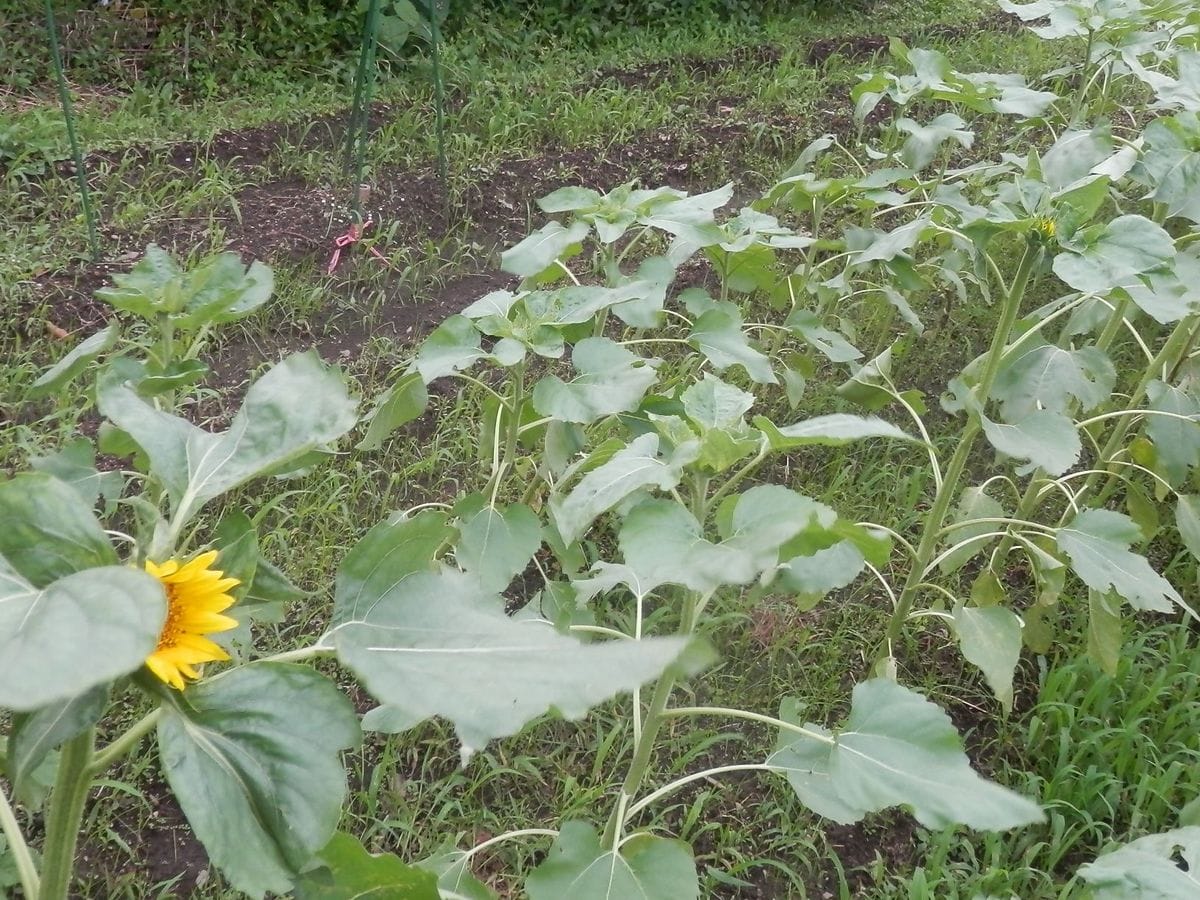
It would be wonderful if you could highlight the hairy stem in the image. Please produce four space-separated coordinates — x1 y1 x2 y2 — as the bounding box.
87 709 162 777
882 241 1041 651
39 727 96 900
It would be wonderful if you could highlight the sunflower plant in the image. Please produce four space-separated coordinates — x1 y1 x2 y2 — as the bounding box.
1 247 365 899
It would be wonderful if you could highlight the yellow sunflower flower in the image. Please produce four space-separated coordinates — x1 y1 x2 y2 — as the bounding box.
144 550 239 690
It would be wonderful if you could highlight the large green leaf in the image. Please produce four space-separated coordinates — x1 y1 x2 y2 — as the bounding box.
896 112 974 170
1057 509 1181 613
680 374 754 430
550 433 685 545
1052 215 1175 294
1078 826 1200 898
991 337 1115 422
455 498 542 592
952 604 1023 711
617 500 761 594
532 338 659 424
981 409 1080 476
755 414 913 449
526 822 698 900
28 323 119 399
94 243 181 317
0 562 165 711
769 679 1043 829
333 567 707 755
0 473 117 587
294 832 440 899
98 352 357 523
331 510 452 628
501 220 590 276
416 844 496 900
158 663 360 899
689 303 776 384
415 316 490 382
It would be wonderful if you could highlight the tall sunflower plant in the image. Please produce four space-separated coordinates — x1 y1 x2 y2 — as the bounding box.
1 247 366 900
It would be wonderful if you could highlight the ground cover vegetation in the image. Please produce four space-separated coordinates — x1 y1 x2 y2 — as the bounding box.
3 0 1200 896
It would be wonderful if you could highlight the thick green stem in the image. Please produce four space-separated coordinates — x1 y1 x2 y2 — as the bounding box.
600 590 705 848
0 785 39 899
39 727 96 900
87 709 161 777
882 242 1041 649
600 670 677 849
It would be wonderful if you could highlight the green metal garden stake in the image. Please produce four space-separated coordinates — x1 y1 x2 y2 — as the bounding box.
427 0 449 194
44 0 100 260
345 0 383 220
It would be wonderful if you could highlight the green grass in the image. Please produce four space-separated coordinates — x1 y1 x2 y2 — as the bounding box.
4 0 1198 897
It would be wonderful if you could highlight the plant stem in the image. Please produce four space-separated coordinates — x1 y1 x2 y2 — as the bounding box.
600 671 677 849
39 727 96 900
881 242 1041 651
0 784 39 899
87 709 162 776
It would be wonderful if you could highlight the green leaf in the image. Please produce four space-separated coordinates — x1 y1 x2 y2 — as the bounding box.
680 374 754 430
455 498 542 592
689 302 776 384
502 220 591 277
1087 588 1122 676
294 832 440 899
1052 215 1175 294
940 487 1006 574
531 338 659 424
527 822 698 900
550 433 684 545
0 473 117 586
415 316 488 382
356 371 429 451
1175 495 1200 561
331 510 452 628
1133 112 1200 224
29 438 123 508
416 844 496 900
785 310 863 363
7 686 108 806
618 500 757 594
991 337 1115 422
333 568 708 755
99 352 357 523
1057 509 1181 613
158 663 360 900
952 604 1022 711
755 413 913 449
896 112 974 171
776 540 866 600
95 244 181 317
0 563 165 711
769 679 1043 830
980 410 1081 476
28 323 119 398
1078 826 1200 898
1145 380 1200 486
